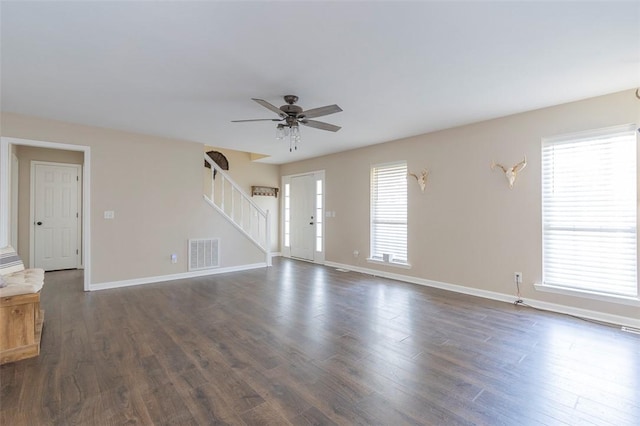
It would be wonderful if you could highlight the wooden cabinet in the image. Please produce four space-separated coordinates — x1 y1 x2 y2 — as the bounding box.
0 292 43 364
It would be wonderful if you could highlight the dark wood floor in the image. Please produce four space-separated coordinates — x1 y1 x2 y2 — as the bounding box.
1 258 638 425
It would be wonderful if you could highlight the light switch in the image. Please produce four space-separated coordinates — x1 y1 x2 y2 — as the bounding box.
104 210 115 219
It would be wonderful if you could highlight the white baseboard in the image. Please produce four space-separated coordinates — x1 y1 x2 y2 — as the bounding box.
89 262 268 291
519 298 640 329
324 261 640 329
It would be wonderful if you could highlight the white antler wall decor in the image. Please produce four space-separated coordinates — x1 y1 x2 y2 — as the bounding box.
491 157 527 189
408 169 429 192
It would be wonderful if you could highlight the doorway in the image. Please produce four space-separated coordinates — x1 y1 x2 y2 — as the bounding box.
0 137 91 291
31 161 82 271
282 170 325 263
290 174 315 260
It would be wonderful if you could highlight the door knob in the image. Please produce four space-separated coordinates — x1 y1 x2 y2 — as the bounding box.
36 221 43 226
309 222 314 225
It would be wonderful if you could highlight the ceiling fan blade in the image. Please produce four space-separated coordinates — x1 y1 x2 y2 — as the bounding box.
300 104 342 119
300 119 341 132
252 98 286 117
231 118 282 122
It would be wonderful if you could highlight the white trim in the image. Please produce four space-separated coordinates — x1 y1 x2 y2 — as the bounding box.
281 170 326 263
89 262 267 291
521 298 640 329
324 260 640 329
29 161 82 270
281 179 289 252
540 124 638 299
534 283 640 307
203 195 268 255
0 141 10 247
204 153 271 266
10 152 19 249
541 123 637 144
0 137 91 291
325 261 514 303
370 161 408 264
366 257 412 269
314 172 326 262
281 169 326 180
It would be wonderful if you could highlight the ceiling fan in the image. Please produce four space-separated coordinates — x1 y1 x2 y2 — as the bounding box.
232 95 343 151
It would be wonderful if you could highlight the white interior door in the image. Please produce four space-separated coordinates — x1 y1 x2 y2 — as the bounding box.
290 174 316 261
11 153 19 249
33 162 80 271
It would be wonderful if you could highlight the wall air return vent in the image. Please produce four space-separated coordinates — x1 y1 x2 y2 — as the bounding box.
188 238 220 271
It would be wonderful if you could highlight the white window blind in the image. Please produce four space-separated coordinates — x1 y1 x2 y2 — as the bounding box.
542 125 637 298
371 162 407 263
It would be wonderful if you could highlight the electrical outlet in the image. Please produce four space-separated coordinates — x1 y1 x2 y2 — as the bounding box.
353 250 359 258
514 272 522 284
171 254 178 264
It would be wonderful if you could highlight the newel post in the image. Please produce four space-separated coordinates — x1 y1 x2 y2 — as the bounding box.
265 209 272 266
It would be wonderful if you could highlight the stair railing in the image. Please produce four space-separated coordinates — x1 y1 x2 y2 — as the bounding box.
203 154 271 266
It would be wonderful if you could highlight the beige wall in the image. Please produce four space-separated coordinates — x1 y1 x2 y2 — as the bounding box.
281 89 640 321
14 146 84 265
1 113 266 284
203 147 280 252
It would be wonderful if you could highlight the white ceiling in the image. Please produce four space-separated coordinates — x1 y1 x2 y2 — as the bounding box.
2 1 639 164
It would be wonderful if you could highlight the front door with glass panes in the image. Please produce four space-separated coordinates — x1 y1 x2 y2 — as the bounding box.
283 171 324 263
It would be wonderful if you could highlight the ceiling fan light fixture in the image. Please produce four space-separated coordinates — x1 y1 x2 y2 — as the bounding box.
234 95 342 152
290 123 300 140
289 123 301 151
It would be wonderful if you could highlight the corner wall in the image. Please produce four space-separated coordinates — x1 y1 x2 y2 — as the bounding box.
280 89 640 324
1 113 267 285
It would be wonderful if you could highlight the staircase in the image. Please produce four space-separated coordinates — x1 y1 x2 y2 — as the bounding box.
203 154 272 266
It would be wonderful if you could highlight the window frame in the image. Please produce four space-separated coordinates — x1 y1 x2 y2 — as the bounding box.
368 161 410 268
537 124 639 304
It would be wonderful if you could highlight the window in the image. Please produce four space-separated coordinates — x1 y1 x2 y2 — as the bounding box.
316 179 323 252
283 183 290 247
370 161 408 265
542 125 637 298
